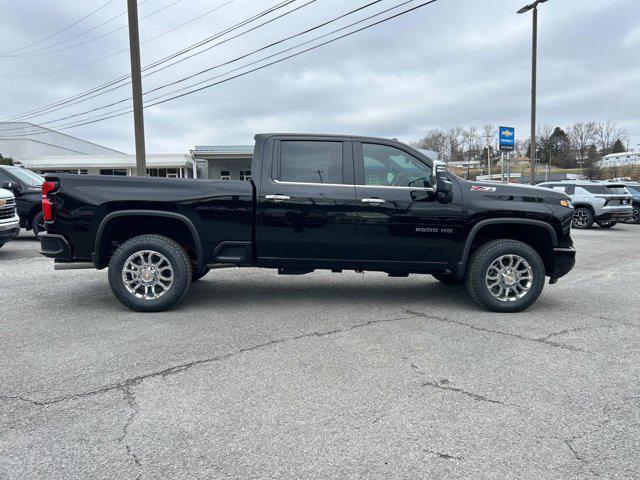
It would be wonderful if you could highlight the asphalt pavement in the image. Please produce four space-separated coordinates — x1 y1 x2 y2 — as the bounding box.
0 226 639 479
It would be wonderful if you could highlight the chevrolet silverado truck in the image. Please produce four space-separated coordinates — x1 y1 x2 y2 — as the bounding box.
0 187 20 249
39 134 576 313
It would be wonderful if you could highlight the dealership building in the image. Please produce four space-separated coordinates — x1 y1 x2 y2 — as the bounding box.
0 121 257 180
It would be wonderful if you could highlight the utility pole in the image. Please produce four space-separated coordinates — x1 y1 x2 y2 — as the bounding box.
518 0 548 185
127 0 146 176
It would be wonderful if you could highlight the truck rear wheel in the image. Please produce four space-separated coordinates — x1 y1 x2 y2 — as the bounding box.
108 234 192 312
466 239 545 313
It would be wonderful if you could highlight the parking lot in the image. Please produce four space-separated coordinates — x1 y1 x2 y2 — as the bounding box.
0 226 638 480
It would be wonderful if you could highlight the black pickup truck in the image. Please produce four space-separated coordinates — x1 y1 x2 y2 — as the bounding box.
39 134 576 313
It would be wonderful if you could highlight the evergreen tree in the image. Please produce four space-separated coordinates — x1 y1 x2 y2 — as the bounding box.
611 138 626 154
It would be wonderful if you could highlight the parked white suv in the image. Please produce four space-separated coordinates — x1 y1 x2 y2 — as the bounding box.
538 181 633 229
0 188 20 249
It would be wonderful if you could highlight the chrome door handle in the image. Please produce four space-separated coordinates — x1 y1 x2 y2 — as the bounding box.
265 194 291 202
361 198 385 204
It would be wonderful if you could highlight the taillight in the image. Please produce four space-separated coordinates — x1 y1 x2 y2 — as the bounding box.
42 181 57 222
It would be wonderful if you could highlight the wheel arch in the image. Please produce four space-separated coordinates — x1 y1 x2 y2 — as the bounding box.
94 210 204 273
572 202 595 215
456 219 558 279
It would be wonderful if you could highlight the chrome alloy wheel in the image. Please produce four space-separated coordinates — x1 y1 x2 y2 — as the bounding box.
627 208 639 224
122 250 174 300
572 209 590 228
485 254 533 302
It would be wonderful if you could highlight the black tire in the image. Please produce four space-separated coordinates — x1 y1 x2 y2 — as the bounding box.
466 239 545 313
32 211 46 238
596 221 617 229
108 234 192 312
572 207 594 229
625 207 639 224
192 267 211 282
432 272 464 285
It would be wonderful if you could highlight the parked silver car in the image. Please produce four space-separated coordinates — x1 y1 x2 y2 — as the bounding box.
0 188 20 249
538 180 633 229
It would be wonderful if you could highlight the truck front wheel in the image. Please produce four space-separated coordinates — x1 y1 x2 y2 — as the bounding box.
465 239 545 313
108 234 192 312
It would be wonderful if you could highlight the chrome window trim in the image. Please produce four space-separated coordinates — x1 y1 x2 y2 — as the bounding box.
273 180 353 188
273 179 435 192
357 184 435 192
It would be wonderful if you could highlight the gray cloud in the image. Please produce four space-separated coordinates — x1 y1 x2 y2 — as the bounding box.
0 0 638 153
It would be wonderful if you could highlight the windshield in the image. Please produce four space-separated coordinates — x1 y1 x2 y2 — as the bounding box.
626 186 640 196
5 166 44 186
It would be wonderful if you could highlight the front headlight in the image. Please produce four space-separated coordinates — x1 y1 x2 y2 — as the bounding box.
560 199 573 208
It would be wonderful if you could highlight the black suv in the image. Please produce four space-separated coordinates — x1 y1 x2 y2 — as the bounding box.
0 165 45 237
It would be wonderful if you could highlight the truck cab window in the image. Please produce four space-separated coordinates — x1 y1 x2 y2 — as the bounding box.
362 143 431 188
280 141 342 184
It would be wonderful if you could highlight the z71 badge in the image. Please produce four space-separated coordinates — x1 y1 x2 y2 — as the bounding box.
470 185 497 192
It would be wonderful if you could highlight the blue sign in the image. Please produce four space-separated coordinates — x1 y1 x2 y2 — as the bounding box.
499 126 515 151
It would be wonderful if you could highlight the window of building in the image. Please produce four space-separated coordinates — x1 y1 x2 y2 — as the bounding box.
279 141 342 184
146 168 179 177
240 170 251 181
100 169 127 176
39 169 88 175
362 143 431 187
220 170 231 180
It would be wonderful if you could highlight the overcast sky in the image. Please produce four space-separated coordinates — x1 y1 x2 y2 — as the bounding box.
1 0 638 154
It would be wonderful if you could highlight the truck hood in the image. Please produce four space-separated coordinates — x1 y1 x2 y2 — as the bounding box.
0 188 15 200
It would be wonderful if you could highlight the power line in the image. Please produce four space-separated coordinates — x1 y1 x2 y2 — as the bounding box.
1 0 439 137
2 0 179 58
0 0 119 56
0 0 301 122
5 0 375 130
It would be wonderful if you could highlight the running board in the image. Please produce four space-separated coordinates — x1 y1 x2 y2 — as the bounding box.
54 262 95 270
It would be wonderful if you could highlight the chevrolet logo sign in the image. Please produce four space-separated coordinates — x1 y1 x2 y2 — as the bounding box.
0 199 6 207
501 130 514 137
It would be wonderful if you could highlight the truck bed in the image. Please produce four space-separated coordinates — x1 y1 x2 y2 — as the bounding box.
44 174 254 264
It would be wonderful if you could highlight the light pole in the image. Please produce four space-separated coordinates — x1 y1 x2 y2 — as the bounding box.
518 0 548 185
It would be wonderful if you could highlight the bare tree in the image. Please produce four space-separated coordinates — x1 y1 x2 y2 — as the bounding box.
446 127 464 162
414 129 447 160
595 120 627 155
568 122 597 160
481 125 496 170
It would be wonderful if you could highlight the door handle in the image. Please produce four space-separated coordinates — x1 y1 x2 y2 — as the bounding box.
265 194 291 202
361 198 385 204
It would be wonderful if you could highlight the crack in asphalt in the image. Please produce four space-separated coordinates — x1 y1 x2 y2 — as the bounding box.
423 448 463 461
575 311 640 331
404 309 587 353
537 327 588 342
421 379 507 405
120 386 143 480
402 358 512 407
0 314 420 407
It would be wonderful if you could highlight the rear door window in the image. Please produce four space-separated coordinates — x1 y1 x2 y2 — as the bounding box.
278 141 343 184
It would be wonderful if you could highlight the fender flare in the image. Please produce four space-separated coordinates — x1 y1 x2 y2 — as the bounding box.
94 210 204 272
455 218 558 278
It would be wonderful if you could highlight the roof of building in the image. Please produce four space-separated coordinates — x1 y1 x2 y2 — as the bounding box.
0 122 124 158
192 145 254 155
15 154 191 169
602 151 639 159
